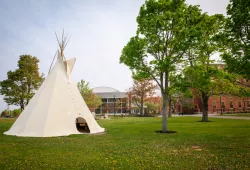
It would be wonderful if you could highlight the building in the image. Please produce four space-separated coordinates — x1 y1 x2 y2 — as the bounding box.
93 87 128 114
176 90 250 114
176 64 250 114
208 96 250 113
176 96 250 114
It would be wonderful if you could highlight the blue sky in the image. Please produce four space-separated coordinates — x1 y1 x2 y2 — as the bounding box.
0 0 229 111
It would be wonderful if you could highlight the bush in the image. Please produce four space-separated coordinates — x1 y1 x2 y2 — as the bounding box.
0 108 21 117
12 109 21 117
1 110 8 117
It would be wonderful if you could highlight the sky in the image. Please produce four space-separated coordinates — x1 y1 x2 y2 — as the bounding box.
0 0 229 111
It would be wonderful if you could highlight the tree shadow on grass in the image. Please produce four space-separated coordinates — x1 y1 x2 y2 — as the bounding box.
155 130 177 134
197 120 214 122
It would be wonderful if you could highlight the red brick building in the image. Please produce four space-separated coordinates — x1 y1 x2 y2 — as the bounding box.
176 63 250 114
208 96 250 113
176 96 250 114
177 83 250 114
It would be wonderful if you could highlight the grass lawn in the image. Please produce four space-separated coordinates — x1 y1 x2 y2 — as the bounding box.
219 113 250 117
0 117 250 169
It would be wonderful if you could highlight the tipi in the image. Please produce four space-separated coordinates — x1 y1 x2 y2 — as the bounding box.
4 33 105 137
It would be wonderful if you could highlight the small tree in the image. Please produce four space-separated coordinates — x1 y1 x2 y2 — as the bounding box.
1 110 7 117
129 79 157 116
145 101 159 114
12 108 21 117
145 96 162 114
77 80 102 110
0 55 44 111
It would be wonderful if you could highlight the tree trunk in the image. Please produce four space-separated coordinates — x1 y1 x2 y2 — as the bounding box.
168 97 172 118
201 92 209 122
162 92 168 132
140 98 144 116
20 100 25 112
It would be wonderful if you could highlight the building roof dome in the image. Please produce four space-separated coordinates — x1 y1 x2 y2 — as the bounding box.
92 86 120 93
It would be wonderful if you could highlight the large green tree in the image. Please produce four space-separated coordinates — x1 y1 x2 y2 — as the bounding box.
77 80 102 110
182 65 239 121
120 0 202 132
222 0 250 81
183 14 226 121
0 55 44 111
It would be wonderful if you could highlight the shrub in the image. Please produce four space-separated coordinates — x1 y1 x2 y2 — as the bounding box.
12 109 21 117
1 110 7 117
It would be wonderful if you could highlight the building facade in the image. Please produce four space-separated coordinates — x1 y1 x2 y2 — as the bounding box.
208 96 250 113
93 87 128 114
176 95 250 114
176 71 250 114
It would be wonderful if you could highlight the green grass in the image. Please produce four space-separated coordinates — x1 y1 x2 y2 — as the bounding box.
0 117 250 170
220 113 250 117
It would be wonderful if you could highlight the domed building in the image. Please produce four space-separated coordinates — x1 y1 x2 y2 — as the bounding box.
92 87 128 115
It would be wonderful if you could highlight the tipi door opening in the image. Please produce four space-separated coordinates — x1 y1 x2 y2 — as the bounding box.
76 117 90 133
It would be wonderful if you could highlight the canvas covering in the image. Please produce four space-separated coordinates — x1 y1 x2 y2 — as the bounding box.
4 54 104 137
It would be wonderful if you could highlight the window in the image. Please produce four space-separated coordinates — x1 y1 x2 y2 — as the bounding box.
102 98 107 103
212 102 216 109
247 101 250 108
108 98 115 102
238 102 242 108
230 101 234 108
221 102 225 108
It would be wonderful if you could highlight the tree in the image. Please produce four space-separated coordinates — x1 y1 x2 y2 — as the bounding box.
178 12 229 121
1 110 6 117
129 79 157 116
0 55 44 111
77 80 102 110
120 0 201 131
222 0 250 81
12 108 21 117
145 96 162 114
145 101 159 114
183 65 239 121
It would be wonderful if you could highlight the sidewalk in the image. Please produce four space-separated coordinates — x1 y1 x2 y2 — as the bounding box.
183 114 250 120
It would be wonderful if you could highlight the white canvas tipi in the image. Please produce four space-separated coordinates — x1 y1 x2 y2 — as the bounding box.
4 35 105 137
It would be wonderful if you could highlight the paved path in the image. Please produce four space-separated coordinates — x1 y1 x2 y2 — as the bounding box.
183 114 250 120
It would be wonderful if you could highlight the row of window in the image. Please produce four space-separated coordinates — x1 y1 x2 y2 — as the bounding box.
101 98 126 103
95 109 128 114
97 103 127 108
212 101 250 109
